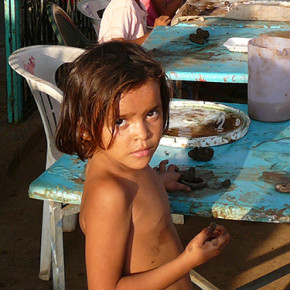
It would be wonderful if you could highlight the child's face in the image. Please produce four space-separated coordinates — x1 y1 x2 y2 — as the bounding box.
101 80 164 170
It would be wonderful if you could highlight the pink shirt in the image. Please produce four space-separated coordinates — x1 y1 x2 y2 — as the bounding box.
141 0 158 26
98 0 148 43
141 0 171 26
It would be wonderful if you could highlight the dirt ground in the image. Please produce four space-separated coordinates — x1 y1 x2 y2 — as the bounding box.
0 126 289 290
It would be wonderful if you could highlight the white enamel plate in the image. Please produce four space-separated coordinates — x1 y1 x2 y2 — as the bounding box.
160 100 251 148
223 37 253 52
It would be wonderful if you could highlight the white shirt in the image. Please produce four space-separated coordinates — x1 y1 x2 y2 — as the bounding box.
98 0 148 43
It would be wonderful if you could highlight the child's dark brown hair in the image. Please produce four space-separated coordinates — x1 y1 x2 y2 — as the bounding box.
55 41 171 161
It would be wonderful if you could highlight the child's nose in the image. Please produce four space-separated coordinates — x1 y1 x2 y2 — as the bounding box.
134 121 151 140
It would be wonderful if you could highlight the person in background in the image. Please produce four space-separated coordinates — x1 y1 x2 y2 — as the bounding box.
141 0 183 26
56 41 231 289
98 0 171 45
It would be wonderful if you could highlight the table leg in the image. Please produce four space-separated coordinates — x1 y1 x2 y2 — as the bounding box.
50 201 65 290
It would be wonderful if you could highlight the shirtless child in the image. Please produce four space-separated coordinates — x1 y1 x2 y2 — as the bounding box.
56 42 230 289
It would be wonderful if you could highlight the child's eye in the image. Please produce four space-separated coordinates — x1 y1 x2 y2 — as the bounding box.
147 110 158 118
116 119 127 127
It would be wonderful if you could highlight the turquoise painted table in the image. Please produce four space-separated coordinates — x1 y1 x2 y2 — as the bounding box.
29 103 290 223
142 18 290 82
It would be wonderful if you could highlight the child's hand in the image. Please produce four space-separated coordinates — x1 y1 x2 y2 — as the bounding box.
153 160 191 192
185 224 231 268
154 15 171 27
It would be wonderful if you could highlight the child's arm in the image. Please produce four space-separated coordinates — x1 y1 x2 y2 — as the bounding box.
117 224 230 289
113 15 171 45
83 179 134 289
151 0 183 19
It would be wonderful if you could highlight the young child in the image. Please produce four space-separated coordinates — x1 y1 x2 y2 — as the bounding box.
98 0 171 45
56 42 230 289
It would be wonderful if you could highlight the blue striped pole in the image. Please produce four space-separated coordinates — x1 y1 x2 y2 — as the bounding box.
5 0 22 123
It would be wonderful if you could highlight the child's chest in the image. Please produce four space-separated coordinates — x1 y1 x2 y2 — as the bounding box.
124 171 183 273
130 170 174 234
133 171 171 217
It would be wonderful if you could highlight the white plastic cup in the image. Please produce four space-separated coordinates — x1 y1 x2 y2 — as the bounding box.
248 36 290 122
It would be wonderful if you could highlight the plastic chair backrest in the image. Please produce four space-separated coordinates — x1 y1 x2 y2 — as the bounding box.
47 4 95 48
77 0 109 37
9 45 85 168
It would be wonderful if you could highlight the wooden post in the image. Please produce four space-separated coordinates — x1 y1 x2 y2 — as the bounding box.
5 0 23 123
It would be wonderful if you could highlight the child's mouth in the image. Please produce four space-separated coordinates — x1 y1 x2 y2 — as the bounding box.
131 147 152 158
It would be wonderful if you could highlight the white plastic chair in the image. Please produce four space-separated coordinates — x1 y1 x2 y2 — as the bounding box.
8 45 85 289
77 0 110 38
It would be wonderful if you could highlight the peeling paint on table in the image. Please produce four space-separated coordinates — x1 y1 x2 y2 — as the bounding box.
29 103 290 223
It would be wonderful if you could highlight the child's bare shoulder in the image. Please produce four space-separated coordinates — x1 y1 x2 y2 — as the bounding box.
84 174 136 208
80 174 136 231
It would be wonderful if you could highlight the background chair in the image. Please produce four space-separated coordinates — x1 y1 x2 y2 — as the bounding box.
9 45 85 289
47 3 95 48
77 0 110 38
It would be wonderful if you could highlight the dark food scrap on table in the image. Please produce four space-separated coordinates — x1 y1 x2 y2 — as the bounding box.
189 33 205 44
197 28 210 39
188 147 214 161
221 179 231 187
189 28 210 44
275 183 290 193
178 166 231 191
178 167 207 190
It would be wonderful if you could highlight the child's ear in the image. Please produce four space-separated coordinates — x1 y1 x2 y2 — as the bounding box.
82 131 92 141
78 118 92 142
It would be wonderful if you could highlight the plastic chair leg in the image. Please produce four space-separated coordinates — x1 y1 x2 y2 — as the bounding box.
39 202 77 282
39 200 52 280
50 201 65 290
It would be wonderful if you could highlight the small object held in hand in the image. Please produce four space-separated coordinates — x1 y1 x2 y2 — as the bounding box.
188 147 214 161
275 183 290 193
209 222 217 232
221 179 231 187
189 33 204 44
206 222 218 241
196 28 210 39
